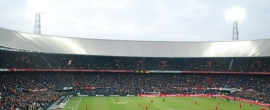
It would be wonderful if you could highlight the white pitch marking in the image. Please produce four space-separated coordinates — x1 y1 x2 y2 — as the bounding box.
75 97 82 110
111 97 114 102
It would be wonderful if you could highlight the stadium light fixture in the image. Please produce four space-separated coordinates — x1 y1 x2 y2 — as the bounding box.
28 0 47 34
226 8 245 41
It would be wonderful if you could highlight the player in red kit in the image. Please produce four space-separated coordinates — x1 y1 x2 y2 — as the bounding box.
86 105 88 110
151 100 153 104
215 106 218 110
195 101 197 105
240 103 242 108
146 106 148 110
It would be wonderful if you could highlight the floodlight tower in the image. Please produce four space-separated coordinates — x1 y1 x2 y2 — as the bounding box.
226 8 245 41
231 20 239 41
33 12 44 34
29 0 46 34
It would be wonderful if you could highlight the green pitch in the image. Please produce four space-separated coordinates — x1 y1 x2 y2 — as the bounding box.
63 96 266 110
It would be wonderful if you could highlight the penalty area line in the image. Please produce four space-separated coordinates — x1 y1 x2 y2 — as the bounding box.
111 97 113 101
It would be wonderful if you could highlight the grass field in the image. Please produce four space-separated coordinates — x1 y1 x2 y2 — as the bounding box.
63 96 266 110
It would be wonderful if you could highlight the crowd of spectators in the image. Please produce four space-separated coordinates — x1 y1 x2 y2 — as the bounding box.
233 91 270 104
0 73 64 110
73 73 270 93
74 73 214 95
0 73 56 96
1 50 270 72
53 73 76 89
0 51 50 69
1 50 270 109
1 91 62 110
1 72 270 109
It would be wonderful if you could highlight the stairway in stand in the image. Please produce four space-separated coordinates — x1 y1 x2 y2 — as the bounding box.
72 74 81 87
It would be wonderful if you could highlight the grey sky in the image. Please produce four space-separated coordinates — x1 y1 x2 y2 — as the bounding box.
0 0 270 41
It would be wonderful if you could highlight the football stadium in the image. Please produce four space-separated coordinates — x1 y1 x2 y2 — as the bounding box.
1 27 270 110
1 1 270 110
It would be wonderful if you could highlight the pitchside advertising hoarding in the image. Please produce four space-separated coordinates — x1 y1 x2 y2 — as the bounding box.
76 94 136 97
4 68 270 74
7 68 134 72
95 94 136 97
137 93 227 98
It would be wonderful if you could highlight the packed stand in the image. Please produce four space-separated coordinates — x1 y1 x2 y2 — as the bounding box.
1 50 270 107
233 91 270 104
53 73 77 89
73 73 270 104
2 91 63 110
1 50 270 72
1 72 270 107
0 51 50 69
0 73 67 109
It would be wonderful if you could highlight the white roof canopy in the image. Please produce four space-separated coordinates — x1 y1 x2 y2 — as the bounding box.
1 27 270 57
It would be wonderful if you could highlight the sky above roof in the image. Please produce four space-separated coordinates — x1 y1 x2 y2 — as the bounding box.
0 0 270 41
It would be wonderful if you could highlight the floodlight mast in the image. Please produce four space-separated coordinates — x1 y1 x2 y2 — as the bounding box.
34 12 41 34
29 0 46 34
31 11 44 34
226 8 245 41
232 21 239 41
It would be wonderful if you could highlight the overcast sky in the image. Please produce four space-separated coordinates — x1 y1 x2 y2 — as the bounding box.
0 0 270 41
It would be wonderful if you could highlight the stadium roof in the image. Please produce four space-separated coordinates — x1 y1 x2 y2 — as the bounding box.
1 27 270 57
